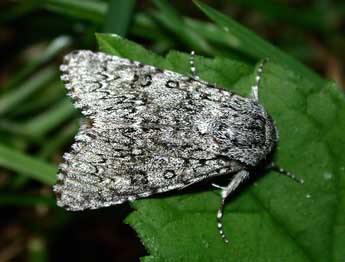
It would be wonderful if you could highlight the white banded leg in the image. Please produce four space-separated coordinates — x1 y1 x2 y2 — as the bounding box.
190 50 200 80
251 58 269 102
212 170 249 243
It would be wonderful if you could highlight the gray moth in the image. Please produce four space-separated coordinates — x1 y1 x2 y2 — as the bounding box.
54 50 300 243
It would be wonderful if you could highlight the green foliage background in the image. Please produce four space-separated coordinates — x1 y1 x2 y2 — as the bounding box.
0 1 344 261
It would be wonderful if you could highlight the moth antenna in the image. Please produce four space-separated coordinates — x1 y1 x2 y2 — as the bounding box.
190 50 199 80
214 170 249 244
251 58 269 102
269 162 304 184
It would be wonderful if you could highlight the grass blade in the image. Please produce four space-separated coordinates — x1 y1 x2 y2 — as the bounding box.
0 0 45 23
44 0 106 24
193 0 324 85
230 0 343 32
4 36 72 91
103 0 136 36
0 66 57 116
22 98 76 139
28 237 48 262
11 81 66 118
39 120 79 159
152 0 212 53
0 143 57 185
0 194 55 206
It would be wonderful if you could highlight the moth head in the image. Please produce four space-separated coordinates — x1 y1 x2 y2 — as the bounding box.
210 96 277 166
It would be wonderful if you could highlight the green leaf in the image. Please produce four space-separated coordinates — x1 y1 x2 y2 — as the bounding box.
97 34 345 261
96 33 167 68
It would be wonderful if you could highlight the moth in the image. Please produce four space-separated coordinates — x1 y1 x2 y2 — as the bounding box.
54 50 302 243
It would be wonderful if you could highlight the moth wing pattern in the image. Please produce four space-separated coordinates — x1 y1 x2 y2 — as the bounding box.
54 50 253 211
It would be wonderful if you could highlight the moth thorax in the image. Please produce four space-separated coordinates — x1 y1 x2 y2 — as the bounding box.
210 106 277 166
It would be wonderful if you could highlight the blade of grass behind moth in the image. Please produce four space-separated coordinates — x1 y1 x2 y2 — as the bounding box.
39 120 79 159
184 17 247 51
0 194 55 207
131 13 249 58
229 0 329 32
22 98 77 140
183 17 256 61
0 66 57 116
103 0 136 36
131 13 175 53
0 143 57 185
44 0 107 24
131 13 174 43
10 175 34 191
9 120 79 190
25 120 75 188
193 0 324 85
0 0 45 23
10 81 66 118
27 237 48 262
4 36 72 91
0 120 39 142
152 0 212 53
0 98 76 142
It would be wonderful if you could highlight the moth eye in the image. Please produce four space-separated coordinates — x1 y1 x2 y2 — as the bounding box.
165 80 179 88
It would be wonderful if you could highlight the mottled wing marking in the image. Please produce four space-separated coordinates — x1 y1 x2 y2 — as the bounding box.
55 51 246 210
55 121 241 210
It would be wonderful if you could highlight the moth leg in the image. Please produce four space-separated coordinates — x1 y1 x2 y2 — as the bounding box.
190 50 200 80
211 183 226 190
268 162 304 184
251 58 269 102
178 180 200 190
215 170 249 243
